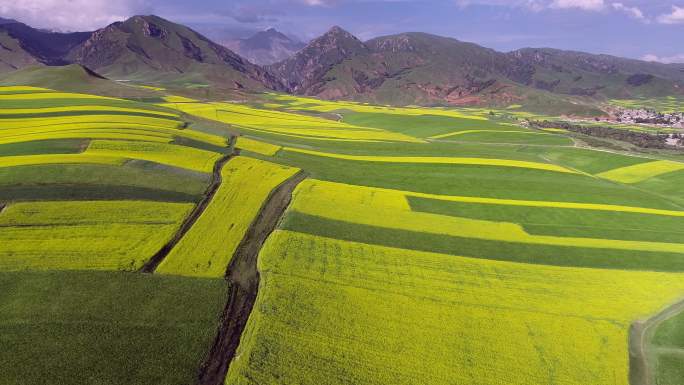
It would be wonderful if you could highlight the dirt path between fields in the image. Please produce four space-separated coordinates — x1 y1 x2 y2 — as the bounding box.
630 298 684 385
140 137 236 273
197 170 306 385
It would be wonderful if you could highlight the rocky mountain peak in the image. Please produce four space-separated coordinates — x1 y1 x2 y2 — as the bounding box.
306 26 367 57
267 26 369 93
322 26 360 42
226 28 304 65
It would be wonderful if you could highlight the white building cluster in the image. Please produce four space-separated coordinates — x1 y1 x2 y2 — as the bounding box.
612 108 684 128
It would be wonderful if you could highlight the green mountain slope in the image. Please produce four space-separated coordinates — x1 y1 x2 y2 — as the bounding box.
0 30 40 72
0 64 162 98
269 28 684 110
66 15 282 90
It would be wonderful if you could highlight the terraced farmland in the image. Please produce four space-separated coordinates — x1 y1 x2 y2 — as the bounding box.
177 94 684 385
0 86 235 385
157 156 299 278
2 85 684 385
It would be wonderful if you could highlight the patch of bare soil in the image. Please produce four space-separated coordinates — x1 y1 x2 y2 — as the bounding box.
630 298 684 385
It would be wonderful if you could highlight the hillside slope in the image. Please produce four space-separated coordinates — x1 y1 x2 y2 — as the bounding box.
0 64 162 98
67 15 282 90
269 28 684 108
0 19 90 71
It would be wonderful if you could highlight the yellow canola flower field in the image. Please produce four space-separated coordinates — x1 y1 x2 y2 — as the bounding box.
163 95 198 103
162 102 422 143
305 179 684 217
236 136 282 156
291 179 684 254
0 120 227 147
0 201 192 271
1 114 182 129
265 93 489 121
429 129 552 139
0 86 53 92
0 105 179 117
284 147 577 174
0 124 172 144
0 131 172 145
0 154 126 168
85 140 221 173
228 229 684 385
157 156 300 278
0 92 118 100
597 160 684 183
137 85 165 91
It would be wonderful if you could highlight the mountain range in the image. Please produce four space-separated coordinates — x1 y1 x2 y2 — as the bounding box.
0 15 280 90
225 28 305 66
1 15 683 112
269 27 684 107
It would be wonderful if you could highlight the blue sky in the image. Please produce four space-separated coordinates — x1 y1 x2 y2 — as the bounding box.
2 0 683 62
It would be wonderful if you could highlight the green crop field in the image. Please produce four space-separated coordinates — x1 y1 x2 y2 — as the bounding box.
0 270 227 385
2 84 684 385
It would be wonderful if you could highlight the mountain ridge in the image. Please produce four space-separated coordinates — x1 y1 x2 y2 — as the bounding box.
66 15 282 90
1 15 683 110
225 28 305 66
269 27 684 107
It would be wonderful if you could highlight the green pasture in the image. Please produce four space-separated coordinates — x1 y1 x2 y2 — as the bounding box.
0 270 226 385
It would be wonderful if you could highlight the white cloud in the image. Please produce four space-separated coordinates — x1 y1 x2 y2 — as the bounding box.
611 2 645 20
642 53 684 64
550 0 605 11
454 0 545 11
657 5 684 24
0 0 149 31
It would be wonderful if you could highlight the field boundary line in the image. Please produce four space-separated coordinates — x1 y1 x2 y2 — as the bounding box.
197 170 307 385
140 136 236 272
629 296 684 385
